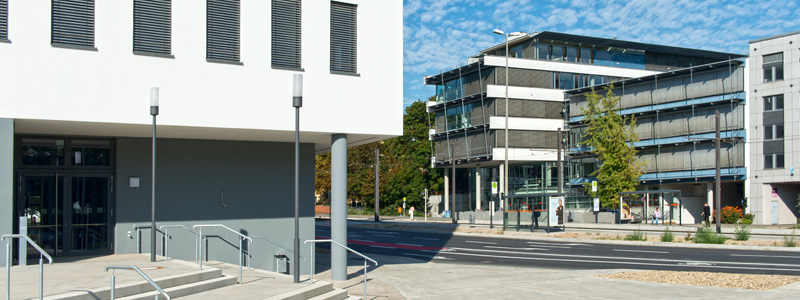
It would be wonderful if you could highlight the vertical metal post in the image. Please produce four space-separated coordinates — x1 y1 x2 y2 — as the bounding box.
238 238 243 284
39 257 43 299
150 87 159 263
164 228 169 261
7 240 10 300
557 128 563 194
503 33 510 205
309 244 314 284
715 110 721 234
451 161 456 223
110 272 115 300
375 147 380 222
198 228 203 270
136 229 141 254
293 74 303 283
363 259 368 299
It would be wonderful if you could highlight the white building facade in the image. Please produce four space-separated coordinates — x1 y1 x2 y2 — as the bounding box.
0 0 402 277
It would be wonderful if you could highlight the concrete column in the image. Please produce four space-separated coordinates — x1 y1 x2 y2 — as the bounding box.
0 119 12 263
475 166 482 211
444 170 450 212
330 134 347 281
706 182 713 208
499 163 505 197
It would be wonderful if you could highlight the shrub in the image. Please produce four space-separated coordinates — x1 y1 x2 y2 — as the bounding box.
694 226 728 244
741 213 755 225
734 225 751 241
713 206 743 224
660 227 674 242
785 230 798 247
624 229 647 241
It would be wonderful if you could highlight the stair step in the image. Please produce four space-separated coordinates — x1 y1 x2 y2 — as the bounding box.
344 296 361 300
264 281 334 300
307 288 349 300
116 274 238 300
44 268 223 300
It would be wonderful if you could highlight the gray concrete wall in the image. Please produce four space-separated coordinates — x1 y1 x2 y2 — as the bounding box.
0 119 12 261
114 137 315 275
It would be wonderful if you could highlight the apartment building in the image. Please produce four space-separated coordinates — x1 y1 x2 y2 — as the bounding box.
748 31 800 225
424 31 739 226
0 0 402 277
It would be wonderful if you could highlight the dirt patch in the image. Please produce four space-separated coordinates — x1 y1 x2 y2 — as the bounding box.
600 270 800 290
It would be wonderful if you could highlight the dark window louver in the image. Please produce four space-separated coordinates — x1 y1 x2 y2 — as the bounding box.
207 0 240 62
272 0 301 69
51 0 95 48
330 2 357 74
134 0 171 55
0 0 8 41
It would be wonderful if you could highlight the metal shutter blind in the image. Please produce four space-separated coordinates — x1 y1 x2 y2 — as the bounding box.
0 0 7 40
207 0 240 62
272 0 301 69
330 1 356 73
763 52 783 65
52 0 95 47
134 0 171 55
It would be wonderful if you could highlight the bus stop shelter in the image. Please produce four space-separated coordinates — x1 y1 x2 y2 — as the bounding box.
502 192 566 232
619 190 683 225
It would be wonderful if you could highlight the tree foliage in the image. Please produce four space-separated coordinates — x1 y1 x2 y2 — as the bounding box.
581 85 643 208
314 99 442 210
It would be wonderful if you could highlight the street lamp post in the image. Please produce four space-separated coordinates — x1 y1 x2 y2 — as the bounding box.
292 74 303 283
492 29 525 199
150 87 159 263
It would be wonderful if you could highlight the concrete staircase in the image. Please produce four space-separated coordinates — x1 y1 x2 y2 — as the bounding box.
43 267 236 300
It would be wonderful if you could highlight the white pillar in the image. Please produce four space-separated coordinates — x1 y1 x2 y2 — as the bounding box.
444 169 450 212
706 182 714 208
475 166 482 211
331 134 347 281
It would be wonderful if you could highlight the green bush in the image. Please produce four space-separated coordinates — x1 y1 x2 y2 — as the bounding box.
624 229 647 241
694 226 728 244
660 227 674 242
734 225 751 241
741 214 755 225
379 204 401 216
785 230 798 247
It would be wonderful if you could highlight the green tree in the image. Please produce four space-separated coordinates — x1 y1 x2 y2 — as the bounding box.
314 99 442 210
581 85 643 208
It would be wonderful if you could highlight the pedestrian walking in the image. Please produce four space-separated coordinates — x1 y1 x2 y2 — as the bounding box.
410 206 415 220
701 203 711 226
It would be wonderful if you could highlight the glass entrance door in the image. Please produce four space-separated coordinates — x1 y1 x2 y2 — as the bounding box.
18 174 112 256
20 174 65 257
70 177 110 252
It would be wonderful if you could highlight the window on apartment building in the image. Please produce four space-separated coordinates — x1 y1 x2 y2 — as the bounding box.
272 0 301 70
0 0 8 41
133 0 171 56
765 154 784 169
52 0 95 48
206 0 240 63
764 95 784 111
330 1 357 74
535 42 549 60
764 124 784 140
763 52 784 82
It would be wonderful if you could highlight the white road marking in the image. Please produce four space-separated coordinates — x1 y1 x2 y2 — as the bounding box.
413 237 440 241
485 246 547 251
466 241 497 244
367 231 396 234
369 245 395 249
448 247 800 268
613 249 668 254
437 251 800 272
527 241 590 246
731 254 800 259
397 243 423 247
373 234 396 238
520 243 572 249
404 253 434 258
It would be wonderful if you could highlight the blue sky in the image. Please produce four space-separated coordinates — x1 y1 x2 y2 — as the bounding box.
402 0 800 107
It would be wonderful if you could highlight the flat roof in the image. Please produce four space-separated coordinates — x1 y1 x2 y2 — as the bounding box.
749 30 800 44
480 31 745 61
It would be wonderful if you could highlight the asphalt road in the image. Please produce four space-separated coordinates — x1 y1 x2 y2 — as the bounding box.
315 222 800 276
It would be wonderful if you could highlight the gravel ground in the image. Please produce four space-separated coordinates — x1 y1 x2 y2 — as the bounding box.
600 270 800 290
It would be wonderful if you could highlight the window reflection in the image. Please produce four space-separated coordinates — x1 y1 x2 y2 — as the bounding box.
72 140 111 166
21 139 65 166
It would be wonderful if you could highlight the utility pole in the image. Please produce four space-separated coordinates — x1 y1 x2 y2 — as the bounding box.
557 128 563 194
374 146 380 222
715 110 721 234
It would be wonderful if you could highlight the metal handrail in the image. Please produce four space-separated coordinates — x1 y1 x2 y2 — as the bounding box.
192 225 252 284
159 225 199 263
105 265 170 300
305 239 378 300
253 236 306 273
2 234 53 300
132 224 170 255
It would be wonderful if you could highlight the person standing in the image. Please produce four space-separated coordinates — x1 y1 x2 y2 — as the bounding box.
409 206 415 220
556 199 564 226
701 203 711 226
651 207 661 225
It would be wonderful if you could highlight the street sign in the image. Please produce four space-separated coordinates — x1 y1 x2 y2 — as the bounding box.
593 198 600 212
491 181 498 195
591 181 598 192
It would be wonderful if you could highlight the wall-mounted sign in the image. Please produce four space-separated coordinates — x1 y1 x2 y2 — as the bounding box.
491 181 498 195
591 181 598 192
